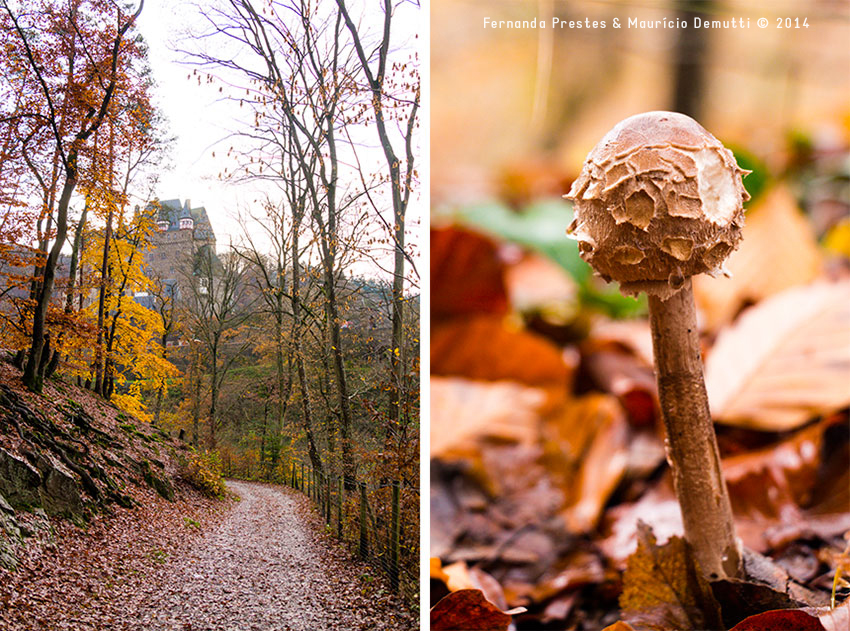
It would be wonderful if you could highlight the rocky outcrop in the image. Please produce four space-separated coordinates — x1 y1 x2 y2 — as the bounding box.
0 448 42 509
35 453 83 517
0 447 83 518
0 491 22 570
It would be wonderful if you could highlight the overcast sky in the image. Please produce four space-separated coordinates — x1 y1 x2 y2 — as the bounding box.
135 0 422 279
136 0 262 246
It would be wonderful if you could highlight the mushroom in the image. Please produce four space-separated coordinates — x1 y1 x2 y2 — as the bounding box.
566 111 748 579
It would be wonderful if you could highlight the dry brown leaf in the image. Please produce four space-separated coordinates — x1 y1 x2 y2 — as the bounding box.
601 623 638 631
560 397 630 533
430 377 546 458
526 548 606 604
590 318 655 367
432 227 509 321
694 184 823 331
705 281 850 431
441 562 509 612
728 608 826 631
818 599 850 631
711 577 813 628
582 342 658 427
620 523 723 631
430 588 515 631
723 419 827 538
431 557 450 583
540 394 632 533
504 251 577 314
432 315 575 388
722 415 850 551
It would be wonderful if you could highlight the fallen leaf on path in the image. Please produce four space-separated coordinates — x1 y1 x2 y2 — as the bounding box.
706 281 850 431
620 522 723 631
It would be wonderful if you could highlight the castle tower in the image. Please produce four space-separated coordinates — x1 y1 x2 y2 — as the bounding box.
178 201 194 231
144 198 217 283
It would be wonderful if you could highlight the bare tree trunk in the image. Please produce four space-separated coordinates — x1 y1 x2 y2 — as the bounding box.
12 0 145 393
208 334 220 449
673 1 711 119
45 202 89 378
191 356 201 448
336 0 419 437
23 171 76 392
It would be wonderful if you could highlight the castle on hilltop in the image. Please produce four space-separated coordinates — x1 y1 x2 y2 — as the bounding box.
144 199 216 283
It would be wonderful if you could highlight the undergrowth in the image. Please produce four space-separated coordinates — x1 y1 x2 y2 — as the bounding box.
182 450 226 499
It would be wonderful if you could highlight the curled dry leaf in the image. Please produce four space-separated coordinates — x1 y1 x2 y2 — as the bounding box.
694 185 823 331
430 588 520 631
705 281 850 431
818 599 850 631
540 394 633 533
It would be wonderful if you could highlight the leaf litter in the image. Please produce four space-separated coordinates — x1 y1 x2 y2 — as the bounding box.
430 224 850 630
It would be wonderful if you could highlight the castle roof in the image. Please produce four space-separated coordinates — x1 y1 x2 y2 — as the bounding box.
148 198 216 242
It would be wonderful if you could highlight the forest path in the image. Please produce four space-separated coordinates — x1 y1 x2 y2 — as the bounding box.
128 480 402 631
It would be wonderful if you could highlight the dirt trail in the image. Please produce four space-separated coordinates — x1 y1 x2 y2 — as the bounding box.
127 480 410 631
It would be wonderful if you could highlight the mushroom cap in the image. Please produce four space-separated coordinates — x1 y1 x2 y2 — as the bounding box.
565 111 749 298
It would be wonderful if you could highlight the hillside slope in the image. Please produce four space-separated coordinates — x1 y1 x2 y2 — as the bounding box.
0 361 226 627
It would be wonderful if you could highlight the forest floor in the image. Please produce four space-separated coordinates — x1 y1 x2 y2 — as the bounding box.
1 480 415 630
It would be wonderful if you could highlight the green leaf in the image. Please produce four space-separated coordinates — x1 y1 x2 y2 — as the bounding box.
455 198 587 280
453 198 646 318
728 145 769 206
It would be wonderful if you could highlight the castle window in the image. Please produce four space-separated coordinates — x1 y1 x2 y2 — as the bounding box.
179 218 194 230
157 220 169 231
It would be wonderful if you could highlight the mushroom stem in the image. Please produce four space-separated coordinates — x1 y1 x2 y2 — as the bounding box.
648 279 741 579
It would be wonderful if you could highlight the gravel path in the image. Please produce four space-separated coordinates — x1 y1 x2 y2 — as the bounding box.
127 480 412 631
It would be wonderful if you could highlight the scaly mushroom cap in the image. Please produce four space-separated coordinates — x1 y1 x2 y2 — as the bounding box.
566 111 750 298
